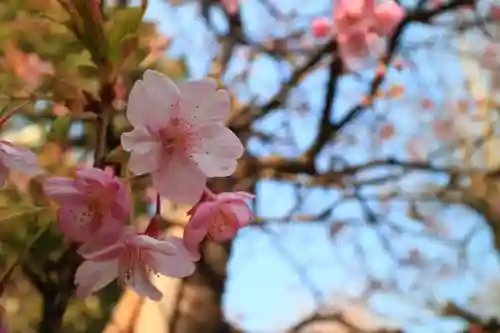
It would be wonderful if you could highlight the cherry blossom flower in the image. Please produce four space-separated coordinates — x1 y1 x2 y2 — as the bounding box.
311 17 332 37
74 229 196 300
121 70 244 204
0 140 42 187
43 167 130 244
183 190 254 260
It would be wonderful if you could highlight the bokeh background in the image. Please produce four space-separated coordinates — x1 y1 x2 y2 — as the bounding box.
1 0 500 332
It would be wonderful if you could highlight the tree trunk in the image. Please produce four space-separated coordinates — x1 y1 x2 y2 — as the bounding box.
167 242 237 333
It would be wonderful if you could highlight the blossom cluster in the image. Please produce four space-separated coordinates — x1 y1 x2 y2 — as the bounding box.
311 0 405 70
1 70 253 301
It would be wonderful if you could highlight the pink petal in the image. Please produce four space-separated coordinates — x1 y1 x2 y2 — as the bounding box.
75 167 112 186
179 80 230 125
183 204 216 259
0 141 42 176
311 17 332 38
43 177 82 203
81 237 126 260
74 259 119 298
127 149 160 175
152 153 206 204
162 235 200 261
57 203 95 242
124 264 162 301
208 206 239 241
191 124 243 177
126 70 179 128
133 234 177 254
112 185 132 219
77 229 122 258
121 127 158 154
228 201 253 227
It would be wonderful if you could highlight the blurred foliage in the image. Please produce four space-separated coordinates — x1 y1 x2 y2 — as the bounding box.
0 0 187 332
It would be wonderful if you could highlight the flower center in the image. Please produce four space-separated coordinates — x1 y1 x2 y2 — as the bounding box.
157 117 198 154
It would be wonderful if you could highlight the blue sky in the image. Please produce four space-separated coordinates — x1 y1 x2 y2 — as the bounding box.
135 0 500 332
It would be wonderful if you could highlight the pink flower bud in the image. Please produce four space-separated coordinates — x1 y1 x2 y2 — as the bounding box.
183 191 254 260
311 17 332 38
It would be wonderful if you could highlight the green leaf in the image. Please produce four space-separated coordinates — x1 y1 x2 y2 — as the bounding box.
49 115 71 142
64 52 96 69
28 176 51 207
107 7 144 64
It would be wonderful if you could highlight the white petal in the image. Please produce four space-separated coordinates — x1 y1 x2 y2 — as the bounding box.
126 70 179 128
127 150 160 175
121 127 157 153
147 249 196 278
179 79 230 125
81 239 126 260
133 234 177 255
190 124 243 177
142 69 180 108
152 153 206 204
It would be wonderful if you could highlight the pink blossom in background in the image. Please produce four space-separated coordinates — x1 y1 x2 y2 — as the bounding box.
0 140 42 187
43 167 131 245
330 0 404 69
432 119 453 141
52 103 69 117
4 42 54 90
406 136 426 162
491 4 500 19
183 190 254 260
221 0 239 15
311 17 332 38
478 44 497 70
121 70 244 204
373 0 405 35
74 228 196 300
